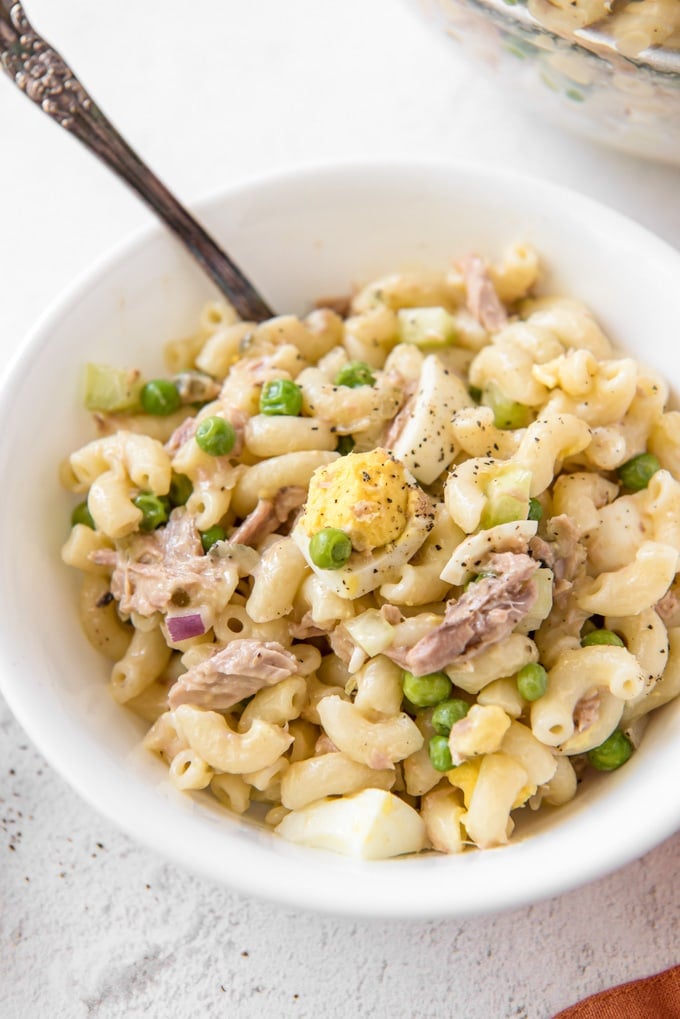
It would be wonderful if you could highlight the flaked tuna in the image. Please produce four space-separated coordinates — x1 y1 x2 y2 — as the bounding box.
169 639 298 710
387 551 538 674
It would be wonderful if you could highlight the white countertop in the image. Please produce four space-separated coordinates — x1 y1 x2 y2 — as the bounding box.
2 2 680 1016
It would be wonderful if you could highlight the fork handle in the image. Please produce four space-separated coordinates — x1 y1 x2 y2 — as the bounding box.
0 1 275 322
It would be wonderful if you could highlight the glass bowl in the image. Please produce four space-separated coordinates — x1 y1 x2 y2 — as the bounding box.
410 0 680 164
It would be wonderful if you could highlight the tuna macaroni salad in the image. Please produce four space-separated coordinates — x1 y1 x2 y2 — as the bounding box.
61 246 680 858
527 0 680 58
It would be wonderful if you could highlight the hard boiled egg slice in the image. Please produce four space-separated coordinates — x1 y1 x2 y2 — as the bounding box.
387 353 473 485
275 788 426 859
291 448 434 599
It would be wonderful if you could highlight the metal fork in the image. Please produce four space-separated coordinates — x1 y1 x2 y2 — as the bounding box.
0 1 275 322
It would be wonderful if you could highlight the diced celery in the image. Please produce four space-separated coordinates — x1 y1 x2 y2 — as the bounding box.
397 307 457 347
482 381 532 430
480 465 532 528
83 363 144 412
481 493 527 529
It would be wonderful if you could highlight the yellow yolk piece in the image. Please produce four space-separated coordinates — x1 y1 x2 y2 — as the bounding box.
302 448 410 552
448 756 535 810
446 759 481 809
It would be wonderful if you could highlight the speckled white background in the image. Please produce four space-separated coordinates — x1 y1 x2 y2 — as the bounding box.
1 2 680 1017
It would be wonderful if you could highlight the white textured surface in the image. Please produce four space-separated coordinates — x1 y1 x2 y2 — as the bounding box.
1 1 680 1016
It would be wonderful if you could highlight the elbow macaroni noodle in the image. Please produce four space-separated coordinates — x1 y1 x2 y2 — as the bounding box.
526 0 680 58
62 245 680 858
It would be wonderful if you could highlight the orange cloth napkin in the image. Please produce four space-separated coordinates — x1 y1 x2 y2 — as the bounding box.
554 964 680 1017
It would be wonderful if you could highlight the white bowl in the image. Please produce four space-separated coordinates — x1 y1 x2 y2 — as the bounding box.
2 160 680 918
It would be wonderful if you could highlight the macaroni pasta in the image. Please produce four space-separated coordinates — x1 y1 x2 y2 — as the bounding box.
62 245 680 859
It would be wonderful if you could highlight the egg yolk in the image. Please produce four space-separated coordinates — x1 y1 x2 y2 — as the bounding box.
302 448 409 552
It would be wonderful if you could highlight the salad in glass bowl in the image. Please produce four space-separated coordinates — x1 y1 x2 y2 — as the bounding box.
410 0 680 163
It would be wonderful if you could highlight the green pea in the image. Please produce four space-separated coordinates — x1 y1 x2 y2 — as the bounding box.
617 453 660 491
431 698 470 736
259 378 303 416
402 670 452 708
428 735 454 773
516 662 548 701
200 525 226 552
581 629 624 648
527 497 543 522
140 379 181 416
482 381 531 430
71 500 95 529
335 361 375 388
587 729 633 771
309 527 352 569
336 434 355 456
169 472 193 507
133 492 170 532
195 416 236 456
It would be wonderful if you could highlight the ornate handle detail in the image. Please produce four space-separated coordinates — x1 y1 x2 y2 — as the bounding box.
0 2 92 128
0 1 274 322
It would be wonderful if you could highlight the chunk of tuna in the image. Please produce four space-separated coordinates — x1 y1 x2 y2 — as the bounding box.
230 485 307 546
388 552 538 674
169 639 298 710
91 509 237 616
459 254 508 332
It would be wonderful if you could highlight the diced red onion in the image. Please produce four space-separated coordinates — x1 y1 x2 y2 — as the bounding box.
166 612 206 642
